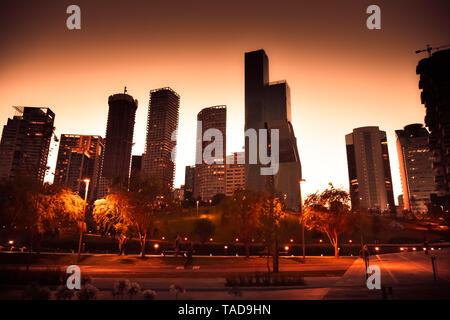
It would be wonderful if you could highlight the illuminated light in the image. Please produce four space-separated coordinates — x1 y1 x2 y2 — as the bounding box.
412 247 417 251
251 239 255 243
290 239 294 243
161 237 165 240
348 240 352 243
209 238 213 242
423 248 426 251
431 248 434 251
224 245 228 249
8 240 14 245
319 239 323 243
154 243 159 249
284 246 289 251
400 247 404 251
375 247 380 251
235 238 239 242
184 237 188 241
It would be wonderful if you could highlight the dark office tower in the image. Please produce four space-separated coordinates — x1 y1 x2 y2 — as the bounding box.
0 107 54 183
184 165 195 201
194 106 226 201
244 49 302 210
345 127 395 214
416 49 450 202
54 134 105 201
142 88 180 191
129 155 142 188
396 124 438 215
102 92 138 189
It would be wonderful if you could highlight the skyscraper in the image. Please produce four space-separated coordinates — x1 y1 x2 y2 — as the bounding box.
225 152 245 197
102 91 138 189
183 165 195 201
129 154 142 188
142 87 180 191
345 126 395 213
416 49 450 202
0 106 55 184
54 134 104 201
244 49 302 210
194 105 226 201
396 124 437 215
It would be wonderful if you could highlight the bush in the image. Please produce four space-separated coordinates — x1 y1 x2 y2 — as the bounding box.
23 283 51 300
77 284 99 300
55 285 75 300
142 289 157 300
193 219 215 244
225 272 305 287
113 280 131 299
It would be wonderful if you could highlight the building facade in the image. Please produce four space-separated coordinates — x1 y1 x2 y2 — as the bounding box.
183 165 195 200
54 134 104 201
129 154 142 189
416 49 450 205
102 92 138 189
396 124 437 215
0 106 55 184
142 88 180 191
194 106 226 201
225 152 245 197
346 126 396 213
244 49 302 210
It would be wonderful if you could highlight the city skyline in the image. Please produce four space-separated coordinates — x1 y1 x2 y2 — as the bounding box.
1 0 449 200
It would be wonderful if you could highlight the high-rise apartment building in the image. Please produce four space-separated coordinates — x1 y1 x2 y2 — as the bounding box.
194 106 226 201
0 106 55 184
129 154 142 188
54 134 104 201
102 91 138 189
225 152 245 197
416 49 450 203
244 49 302 210
396 124 437 214
183 165 195 200
142 88 180 191
345 126 395 213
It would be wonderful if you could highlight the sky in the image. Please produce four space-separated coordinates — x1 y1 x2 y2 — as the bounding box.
0 0 449 201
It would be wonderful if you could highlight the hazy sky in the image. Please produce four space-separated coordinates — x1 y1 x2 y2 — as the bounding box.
0 0 449 200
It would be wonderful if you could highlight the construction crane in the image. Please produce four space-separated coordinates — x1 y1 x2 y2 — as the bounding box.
416 44 450 57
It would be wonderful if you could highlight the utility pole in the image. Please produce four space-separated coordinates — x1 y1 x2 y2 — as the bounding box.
299 179 306 261
77 179 90 262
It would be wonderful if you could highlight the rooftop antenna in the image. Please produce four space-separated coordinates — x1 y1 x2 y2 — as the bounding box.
124 86 127 94
416 43 450 57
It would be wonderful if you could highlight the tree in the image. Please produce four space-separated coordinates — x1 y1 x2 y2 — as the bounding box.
93 193 133 255
94 174 165 257
224 189 263 258
260 196 285 273
193 218 215 244
304 184 353 258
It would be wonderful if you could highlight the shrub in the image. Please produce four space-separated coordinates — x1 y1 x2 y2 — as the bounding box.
55 285 75 300
77 284 99 300
23 283 51 300
128 282 141 298
113 280 131 299
142 289 157 300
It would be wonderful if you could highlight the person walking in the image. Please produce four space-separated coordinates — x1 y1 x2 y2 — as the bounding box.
359 244 370 279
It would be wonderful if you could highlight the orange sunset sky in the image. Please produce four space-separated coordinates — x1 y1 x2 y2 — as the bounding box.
0 0 449 201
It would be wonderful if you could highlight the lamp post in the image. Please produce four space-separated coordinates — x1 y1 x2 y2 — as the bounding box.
196 200 199 216
298 179 306 260
77 179 90 262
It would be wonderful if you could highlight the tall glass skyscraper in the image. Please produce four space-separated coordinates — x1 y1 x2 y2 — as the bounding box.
346 126 395 214
142 87 179 192
102 92 138 189
244 49 302 210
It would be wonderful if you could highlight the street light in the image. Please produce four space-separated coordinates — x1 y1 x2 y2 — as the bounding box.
298 179 306 261
196 200 199 216
77 178 90 262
